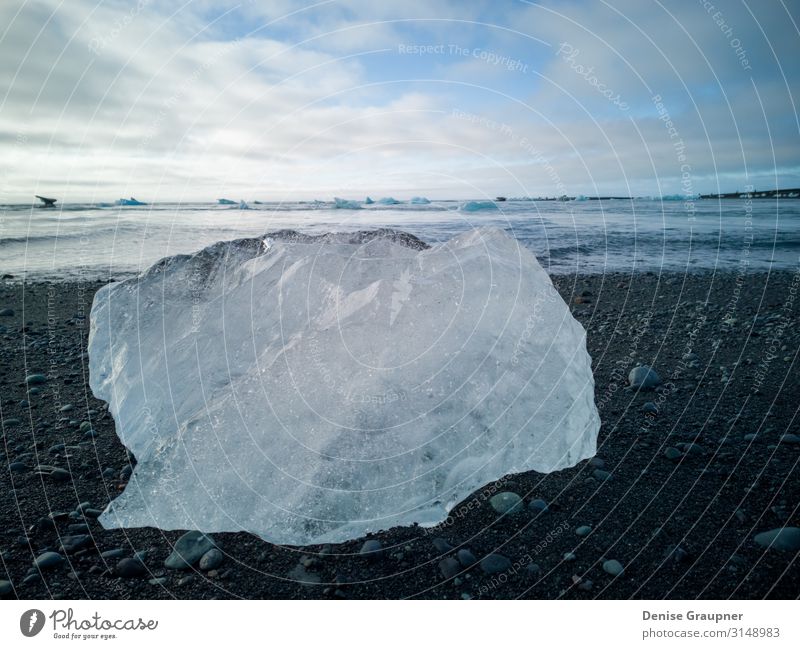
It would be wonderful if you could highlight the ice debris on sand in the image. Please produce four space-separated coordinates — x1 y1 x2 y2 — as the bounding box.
89 227 599 545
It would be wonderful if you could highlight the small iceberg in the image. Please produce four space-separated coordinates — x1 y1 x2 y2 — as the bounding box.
333 197 362 209
239 200 250 210
364 196 375 204
459 200 498 212
89 228 599 545
116 197 146 206
409 196 431 204
377 197 401 205
218 198 236 205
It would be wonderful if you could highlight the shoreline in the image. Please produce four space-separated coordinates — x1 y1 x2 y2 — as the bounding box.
1 270 798 599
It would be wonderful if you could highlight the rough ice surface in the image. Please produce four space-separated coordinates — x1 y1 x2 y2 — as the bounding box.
410 196 431 204
333 197 362 209
460 200 499 211
89 227 599 546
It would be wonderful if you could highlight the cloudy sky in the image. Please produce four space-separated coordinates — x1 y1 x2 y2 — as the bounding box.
1 0 798 202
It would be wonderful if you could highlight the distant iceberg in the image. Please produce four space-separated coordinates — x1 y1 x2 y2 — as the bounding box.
218 198 236 205
239 200 250 210
409 196 431 204
364 196 375 204
116 197 146 206
89 228 599 545
377 197 401 205
334 197 362 209
459 200 498 212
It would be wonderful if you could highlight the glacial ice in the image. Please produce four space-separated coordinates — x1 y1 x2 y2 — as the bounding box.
459 200 499 211
333 197 362 209
89 228 599 546
377 197 401 204
410 196 431 204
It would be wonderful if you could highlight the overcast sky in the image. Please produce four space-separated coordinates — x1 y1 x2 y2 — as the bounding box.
1 0 798 202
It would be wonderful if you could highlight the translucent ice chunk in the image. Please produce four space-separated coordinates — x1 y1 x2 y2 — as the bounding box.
89 228 598 545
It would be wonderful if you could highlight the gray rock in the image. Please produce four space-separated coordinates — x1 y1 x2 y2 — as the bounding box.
199 548 224 570
603 559 625 576
34 551 64 570
641 402 659 414
287 563 321 585
59 534 91 553
438 557 461 579
116 557 146 577
489 492 524 514
479 554 512 574
628 365 662 390
588 457 605 468
457 549 477 567
0 308 14 316
431 537 454 553
101 548 126 560
0 579 12 596
59 404 74 412
9 462 27 473
780 434 800 444
148 577 169 586
25 373 48 385
575 525 592 537
164 531 217 569
754 527 800 552
664 447 683 461
593 469 612 482
528 498 549 513
50 468 71 482
359 539 383 557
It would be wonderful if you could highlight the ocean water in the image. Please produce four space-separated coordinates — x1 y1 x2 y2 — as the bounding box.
1 198 798 281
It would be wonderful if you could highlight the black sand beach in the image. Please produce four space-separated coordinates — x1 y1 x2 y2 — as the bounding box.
1 270 798 599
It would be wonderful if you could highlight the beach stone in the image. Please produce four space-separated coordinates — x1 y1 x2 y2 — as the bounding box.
59 534 91 553
664 447 683 461
528 498 549 513
480 554 512 574
431 537 454 553
438 557 461 579
101 548 126 560
34 551 64 570
0 580 12 596
359 539 383 558
603 559 625 576
588 457 605 468
489 492 524 514
628 366 662 390
457 549 477 567
59 404 74 412
116 557 146 578
641 402 659 414
148 577 169 586
9 462 27 473
164 531 216 569
754 527 800 552
0 308 14 316
25 373 48 385
199 548 224 570
50 468 71 482
780 434 800 444
593 469 612 482
575 525 592 537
